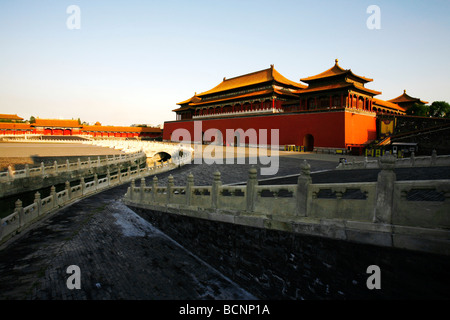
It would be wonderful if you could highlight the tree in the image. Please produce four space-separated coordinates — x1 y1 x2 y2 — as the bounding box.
429 101 450 118
406 103 429 117
29 116 36 123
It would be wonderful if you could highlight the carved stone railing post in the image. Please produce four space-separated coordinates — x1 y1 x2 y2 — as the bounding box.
34 191 42 215
140 178 146 202
374 154 396 224
246 167 257 212
152 176 158 202
50 185 57 208
15 199 24 227
7 165 14 182
212 171 221 209
431 149 437 166
65 180 71 200
80 177 86 194
296 160 311 216
410 151 415 167
186 172 194 206
25 164 30 177
167 175 174 202
118 167 122 182
130 179 135 201
94 173 98 190
40 162 45 176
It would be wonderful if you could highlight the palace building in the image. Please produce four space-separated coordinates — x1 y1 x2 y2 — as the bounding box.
32 119 82 136
0 117 162 139
163 59 427 153
387 90 428 111
0 114 24 122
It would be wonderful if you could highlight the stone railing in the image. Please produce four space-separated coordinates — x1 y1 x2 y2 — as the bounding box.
0 151 145 183
1 136 90 143
123 155 450 255
0 154 187 246
336 150 450 170
85 139 194 163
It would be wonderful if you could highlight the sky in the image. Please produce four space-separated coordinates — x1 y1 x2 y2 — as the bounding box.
0 0 449 127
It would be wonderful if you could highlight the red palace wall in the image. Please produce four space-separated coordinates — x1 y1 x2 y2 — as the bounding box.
163 110 377 149
0 124 162 139
344 112 377 146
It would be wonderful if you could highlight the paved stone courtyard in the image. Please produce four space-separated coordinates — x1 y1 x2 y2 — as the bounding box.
0 152 448 300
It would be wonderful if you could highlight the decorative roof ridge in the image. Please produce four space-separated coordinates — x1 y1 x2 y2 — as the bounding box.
387 90 428 104
300 59 373 83
372 98 406 112
0 113 24 120
195 65 305 98
33 118 83 127
177 93 202 105
352 82 382 95
220 66 273 83
271 67 307 89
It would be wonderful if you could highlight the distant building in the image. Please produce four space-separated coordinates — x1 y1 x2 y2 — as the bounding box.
0 114 24 122
81 124 162 138
387 90 429 111
32 118 82 135
0 117 162 139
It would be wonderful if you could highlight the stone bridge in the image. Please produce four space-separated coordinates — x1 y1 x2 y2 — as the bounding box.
0 151 147 198
124 154 450 256
0 140 193 198
122 154 450 299
0 151 192 245
0 140 194 245
85 140 193 165
337 150 450 170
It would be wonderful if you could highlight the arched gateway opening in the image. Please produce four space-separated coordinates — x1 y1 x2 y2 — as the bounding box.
303 134 314 151
153 151 172 162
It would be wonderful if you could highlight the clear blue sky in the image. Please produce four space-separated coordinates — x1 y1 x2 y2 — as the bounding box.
1 0 449 126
